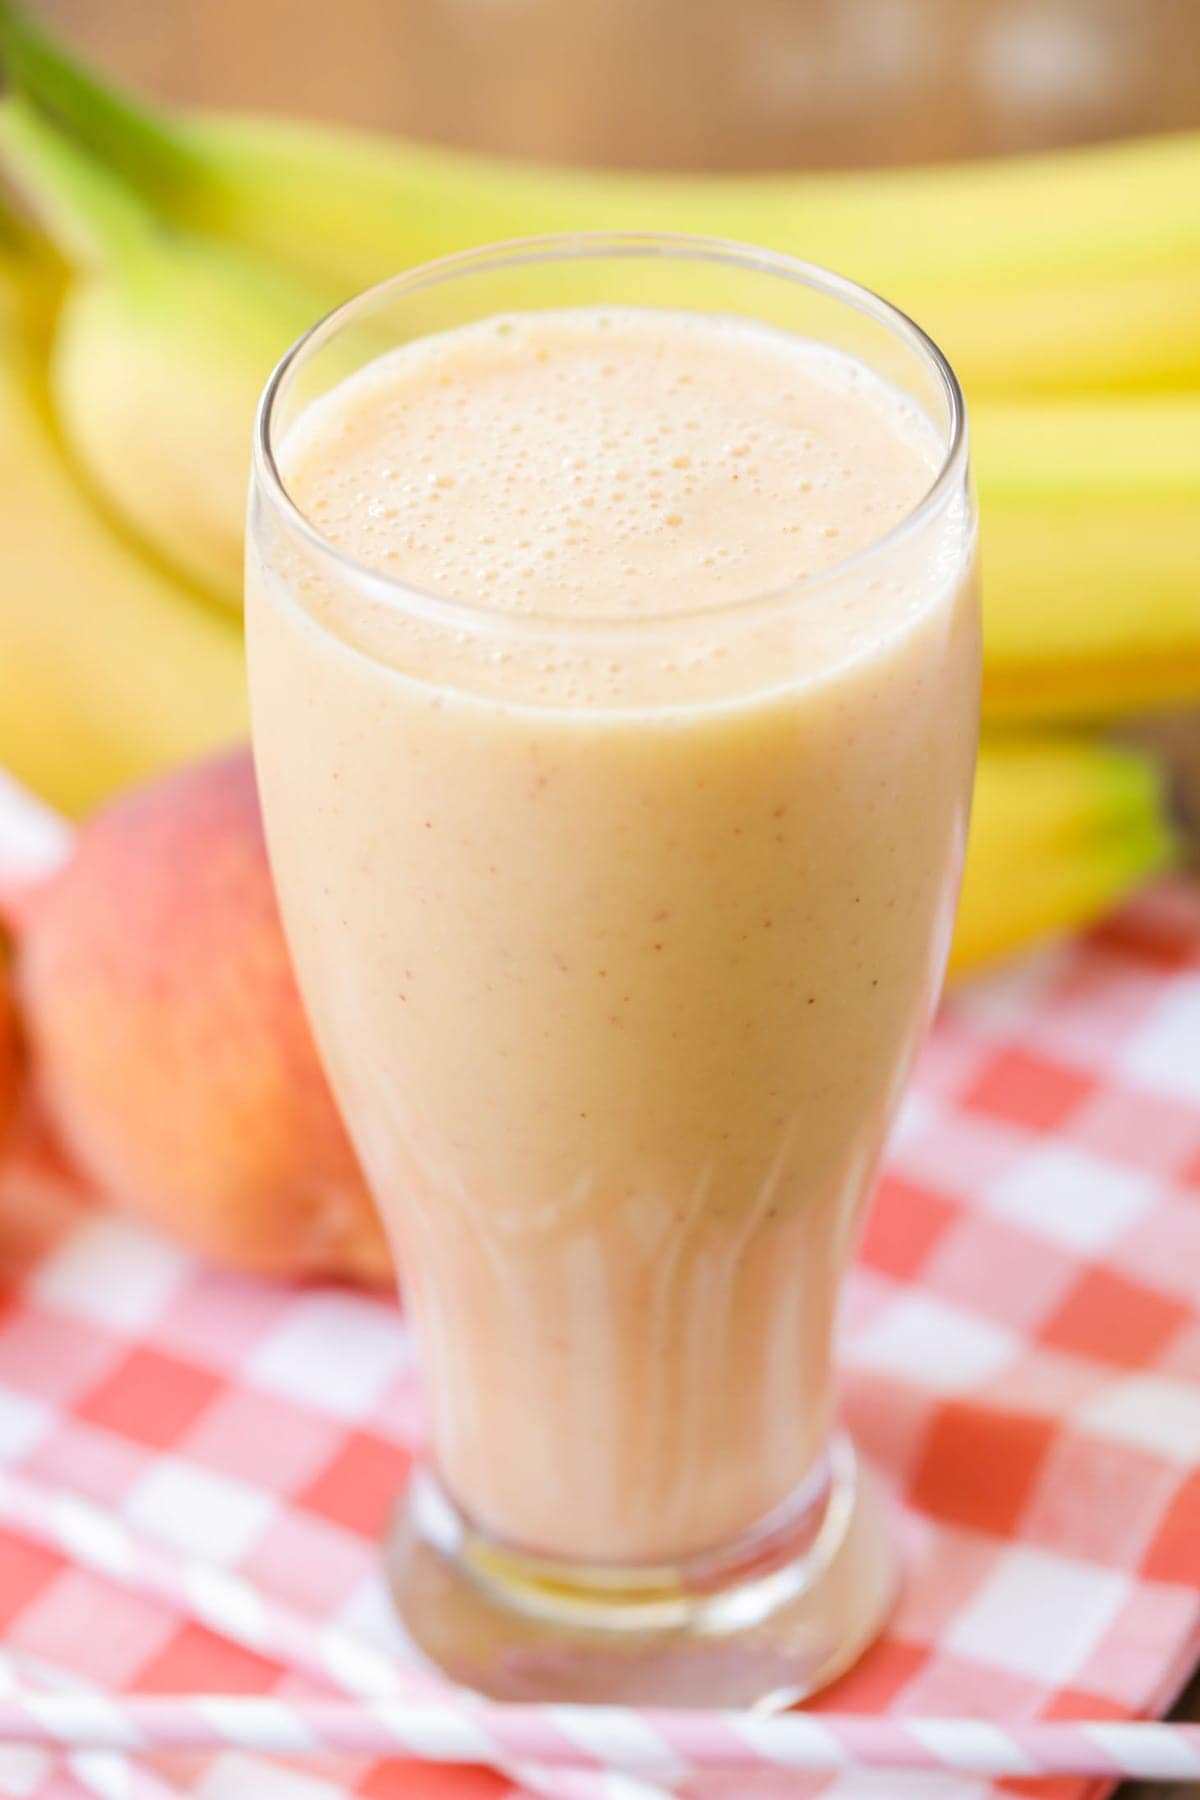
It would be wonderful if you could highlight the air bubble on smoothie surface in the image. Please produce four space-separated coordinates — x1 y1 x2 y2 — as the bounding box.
282 306 943 634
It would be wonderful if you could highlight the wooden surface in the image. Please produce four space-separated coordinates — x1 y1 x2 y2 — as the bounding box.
39 0 1200 171
1123 712 1200 870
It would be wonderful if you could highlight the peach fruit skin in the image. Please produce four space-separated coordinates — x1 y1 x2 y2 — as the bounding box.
14 748 391 1283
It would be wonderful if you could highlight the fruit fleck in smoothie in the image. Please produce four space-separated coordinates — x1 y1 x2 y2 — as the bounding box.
248 305 979 1566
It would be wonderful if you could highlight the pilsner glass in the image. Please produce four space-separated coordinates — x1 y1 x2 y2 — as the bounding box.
246 235 979 1707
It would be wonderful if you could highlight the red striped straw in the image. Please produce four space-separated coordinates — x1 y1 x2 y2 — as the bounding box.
0 1693 1197 1784
0 1648 186 1800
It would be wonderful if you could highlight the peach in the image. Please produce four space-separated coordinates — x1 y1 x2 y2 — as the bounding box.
13 748 391 1283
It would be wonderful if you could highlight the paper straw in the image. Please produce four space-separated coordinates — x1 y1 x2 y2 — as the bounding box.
0 1648 187 1800
0 1468 659 1800
0 1694 1196 1784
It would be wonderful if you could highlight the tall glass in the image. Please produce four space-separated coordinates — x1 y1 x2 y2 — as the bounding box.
246 236 979 1708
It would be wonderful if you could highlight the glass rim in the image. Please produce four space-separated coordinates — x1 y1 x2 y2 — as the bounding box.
252 230 970 638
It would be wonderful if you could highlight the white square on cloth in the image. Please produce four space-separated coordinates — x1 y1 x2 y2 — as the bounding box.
846 1293 1018 1392
984 1145 1156 1253
946 1544 1129 1683
243 1291 412 1419
1080 1374 1200 1464
123 1456 276 1563
0 1386 53 1459
32 1216 191 1334
1117 976 1200 1106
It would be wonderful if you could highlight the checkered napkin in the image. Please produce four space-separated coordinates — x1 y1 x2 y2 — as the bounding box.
0 778 1198 1800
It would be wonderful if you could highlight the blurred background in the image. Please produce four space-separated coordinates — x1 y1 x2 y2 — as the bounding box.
35 0 1200 171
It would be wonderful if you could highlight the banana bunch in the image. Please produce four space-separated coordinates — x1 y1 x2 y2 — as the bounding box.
0 3 1186 972
0 228 247 815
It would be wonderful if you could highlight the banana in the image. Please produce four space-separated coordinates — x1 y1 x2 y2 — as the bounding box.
976 393 1200 720
0 240 248 816
917 260 1200 396
949 737 1175 977
982 501 1200 721
0 97 330 607
972 394 1200 501
8 96 1196 725
2 36 1196 738
1 0 1198 394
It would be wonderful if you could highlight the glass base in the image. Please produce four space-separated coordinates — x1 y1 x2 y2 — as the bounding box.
388 1434 897 1708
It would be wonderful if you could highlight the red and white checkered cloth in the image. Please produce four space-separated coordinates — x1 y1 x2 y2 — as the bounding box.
0 779 1198 1800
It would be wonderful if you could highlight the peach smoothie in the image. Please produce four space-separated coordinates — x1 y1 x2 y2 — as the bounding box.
247 304 979 1569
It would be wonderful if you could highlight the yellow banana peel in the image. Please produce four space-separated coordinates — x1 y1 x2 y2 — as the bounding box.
0 244 248 816
972 394 1200 502
971 392 1200 719
913 259 1200 397
0 98 329 607
949 737 1175 976
981 501 1200 720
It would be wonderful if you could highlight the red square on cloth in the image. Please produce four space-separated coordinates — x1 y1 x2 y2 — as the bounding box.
1040 1268 1191 1368
818 1636 928 1710
1141 1468 1200 1585
965 1048 1096 1133
135 1621 282 1695
0 1533 67 1632
910 1402 1058 1537
297 1430 411 1537
75 1345 225 1449
858 1177 958 1281
359 1765 511 1799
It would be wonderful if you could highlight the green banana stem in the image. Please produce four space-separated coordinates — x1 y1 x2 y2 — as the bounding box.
0 93 156 270
0 0 204 212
